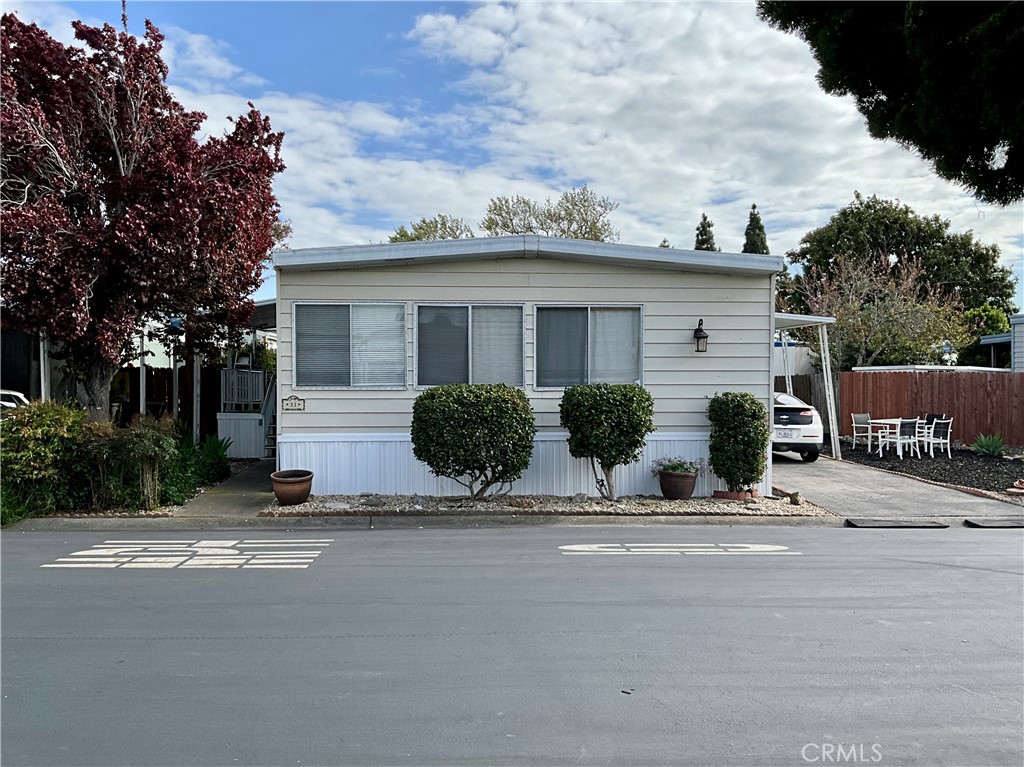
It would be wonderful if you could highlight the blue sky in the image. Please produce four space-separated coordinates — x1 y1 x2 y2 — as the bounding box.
9 1 1024 308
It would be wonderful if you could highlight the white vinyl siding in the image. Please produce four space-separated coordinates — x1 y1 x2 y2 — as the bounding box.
277 258 774 433
293 303 405 388
535 306 641 387
416 304 523 386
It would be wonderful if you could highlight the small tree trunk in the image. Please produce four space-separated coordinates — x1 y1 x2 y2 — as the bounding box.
78 361 119 423
602 465 617 502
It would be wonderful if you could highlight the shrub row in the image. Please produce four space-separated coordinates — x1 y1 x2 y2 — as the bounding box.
412 384 771 500
412 383 655 501
0 402 232 526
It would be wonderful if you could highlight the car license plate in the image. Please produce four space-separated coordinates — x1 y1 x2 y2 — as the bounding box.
775 429 795 439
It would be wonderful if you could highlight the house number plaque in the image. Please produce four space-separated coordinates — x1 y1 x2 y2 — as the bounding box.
281 395 306 412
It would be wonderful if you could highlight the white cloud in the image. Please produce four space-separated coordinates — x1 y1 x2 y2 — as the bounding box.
11 0 1023 308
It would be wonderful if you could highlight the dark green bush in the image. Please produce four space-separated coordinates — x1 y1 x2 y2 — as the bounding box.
412 384 536 498
706 392 770 492
196 435 233 485
559 383 655 501
1 401 87 524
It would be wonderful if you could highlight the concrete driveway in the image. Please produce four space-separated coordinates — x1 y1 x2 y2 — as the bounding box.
771 452 1022 519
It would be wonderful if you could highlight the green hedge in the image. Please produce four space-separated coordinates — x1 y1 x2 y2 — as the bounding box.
706 392 770 492
1 402 233 525
559 383 655 500
411 384 536 499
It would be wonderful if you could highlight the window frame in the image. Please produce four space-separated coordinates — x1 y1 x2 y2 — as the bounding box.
532 303 645 390
290 301 409 391
413 303 526 389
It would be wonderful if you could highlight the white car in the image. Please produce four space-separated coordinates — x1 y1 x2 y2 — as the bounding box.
0 389 30 413
772 392 823 462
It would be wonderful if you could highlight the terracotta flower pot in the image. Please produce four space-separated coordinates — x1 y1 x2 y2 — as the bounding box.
712 488 760 501
658 471 698 500
271 469 313 506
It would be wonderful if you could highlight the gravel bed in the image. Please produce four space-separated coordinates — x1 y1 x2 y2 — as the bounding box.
834 443 1024 506
260 492 833 518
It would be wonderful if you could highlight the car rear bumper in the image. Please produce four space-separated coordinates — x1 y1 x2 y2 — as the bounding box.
772 441 823 453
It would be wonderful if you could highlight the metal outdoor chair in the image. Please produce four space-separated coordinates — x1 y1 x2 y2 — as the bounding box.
916 412 946 443
879 418 921 459
920 418 953 458
851 413 872 450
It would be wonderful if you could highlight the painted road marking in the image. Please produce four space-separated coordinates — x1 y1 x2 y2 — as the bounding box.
41 539 333 569
559 543 802 555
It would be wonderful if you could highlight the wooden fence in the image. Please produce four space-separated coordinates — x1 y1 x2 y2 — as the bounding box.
839 370 1024 446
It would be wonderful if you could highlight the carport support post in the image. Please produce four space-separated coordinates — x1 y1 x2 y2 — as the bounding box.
817 324 841 459
781 331 793 395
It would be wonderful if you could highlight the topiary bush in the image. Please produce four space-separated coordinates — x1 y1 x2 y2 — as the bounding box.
0 400 88 524
559 383 655 501
706 392 770 492
411 384 536 499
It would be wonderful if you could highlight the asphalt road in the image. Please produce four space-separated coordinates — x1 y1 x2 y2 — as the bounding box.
3 526 1022 767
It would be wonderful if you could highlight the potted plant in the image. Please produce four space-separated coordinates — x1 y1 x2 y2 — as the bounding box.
650 456 705 500
270 469 314 506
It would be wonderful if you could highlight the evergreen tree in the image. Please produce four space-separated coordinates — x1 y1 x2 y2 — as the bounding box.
658 238 671 248
693 213 720 252
741 204 770 254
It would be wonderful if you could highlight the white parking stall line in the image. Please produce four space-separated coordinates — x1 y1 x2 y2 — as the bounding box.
559 543 802 556
41 539 333 570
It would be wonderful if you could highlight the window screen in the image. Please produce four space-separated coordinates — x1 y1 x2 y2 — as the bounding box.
417 305 523 386
294 303 405 387
536 306 641 387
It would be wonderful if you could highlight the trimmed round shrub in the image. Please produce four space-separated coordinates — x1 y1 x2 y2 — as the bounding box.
411 384 536 499
559 383 655 500
706 391 770 492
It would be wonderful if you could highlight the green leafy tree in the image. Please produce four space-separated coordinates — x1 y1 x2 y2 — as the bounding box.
411 384 536 499
787 193 1017 316
693 213 720 252
558 384 655 501
801 252 969 371
706 392 770 492
757 2 1024 204
389 214 474 242
741 204 770 254
480 186 619 241
957 304 1011 367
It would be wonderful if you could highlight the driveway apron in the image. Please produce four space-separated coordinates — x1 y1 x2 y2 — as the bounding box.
771 452 1022 519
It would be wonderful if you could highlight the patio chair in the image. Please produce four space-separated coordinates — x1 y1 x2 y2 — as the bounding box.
879 418 921 459
916 412 946 443
851 413 872 450
920 418 953 458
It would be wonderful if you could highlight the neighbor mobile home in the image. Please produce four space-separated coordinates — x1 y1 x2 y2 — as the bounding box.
273 235 784 497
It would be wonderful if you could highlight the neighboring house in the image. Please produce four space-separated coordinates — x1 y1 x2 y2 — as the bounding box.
273 235 784 497
978 313 1023 371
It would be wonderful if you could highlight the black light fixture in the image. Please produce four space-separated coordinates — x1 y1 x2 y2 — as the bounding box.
693 319 709 353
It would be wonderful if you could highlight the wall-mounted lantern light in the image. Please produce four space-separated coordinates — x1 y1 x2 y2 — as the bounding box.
693 319 709 353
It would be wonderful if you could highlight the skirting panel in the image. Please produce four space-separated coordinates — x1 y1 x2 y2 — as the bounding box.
277 432 772 498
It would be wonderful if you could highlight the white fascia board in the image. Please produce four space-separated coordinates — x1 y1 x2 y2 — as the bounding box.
273 235 783 277
774 312 836 330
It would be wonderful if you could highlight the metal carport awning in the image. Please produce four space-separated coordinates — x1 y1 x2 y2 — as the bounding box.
774 312 840 460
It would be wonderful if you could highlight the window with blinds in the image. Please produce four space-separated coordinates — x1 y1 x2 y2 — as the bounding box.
294 303 406 388
535 306 641 387
416 305 524 386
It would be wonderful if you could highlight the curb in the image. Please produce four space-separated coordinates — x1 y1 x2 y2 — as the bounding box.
8 512 846 532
